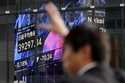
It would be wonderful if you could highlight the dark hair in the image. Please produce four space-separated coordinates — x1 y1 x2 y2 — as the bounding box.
64 23 104 63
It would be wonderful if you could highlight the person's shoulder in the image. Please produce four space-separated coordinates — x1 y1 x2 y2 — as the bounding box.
76 64 115 83
114 69 125 82
75 75 105 83
117 69 125 77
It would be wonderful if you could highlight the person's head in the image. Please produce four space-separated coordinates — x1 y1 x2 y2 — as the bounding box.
62 23 104 77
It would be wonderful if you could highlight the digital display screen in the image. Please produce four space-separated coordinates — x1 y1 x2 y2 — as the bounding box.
15 50 54 70
17 24 44 53
14 0 106 70
14 11 86 70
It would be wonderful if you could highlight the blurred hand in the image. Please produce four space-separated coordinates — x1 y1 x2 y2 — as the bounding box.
45 2 59 17
37 2 69 37
37 23 52 31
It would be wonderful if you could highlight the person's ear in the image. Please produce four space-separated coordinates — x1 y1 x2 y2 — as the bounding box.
80 44 91 58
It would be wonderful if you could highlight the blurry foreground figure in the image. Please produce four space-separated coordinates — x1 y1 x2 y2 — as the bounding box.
62 24 117 83
37 2 125 83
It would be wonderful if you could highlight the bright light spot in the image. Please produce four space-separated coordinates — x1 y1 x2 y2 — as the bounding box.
120 3 125 7
61 7 66 10
5 10 10 14
33 9 38 12
90 6 95 9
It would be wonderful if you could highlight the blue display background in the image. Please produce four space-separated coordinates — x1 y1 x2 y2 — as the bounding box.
14 0 106 66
